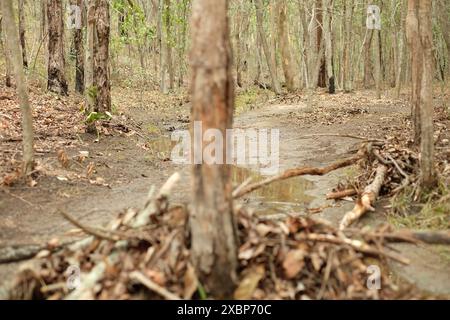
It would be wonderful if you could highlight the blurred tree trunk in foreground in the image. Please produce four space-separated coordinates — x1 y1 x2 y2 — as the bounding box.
190 0 238 299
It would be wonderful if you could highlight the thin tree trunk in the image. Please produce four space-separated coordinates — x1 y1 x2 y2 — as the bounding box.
18 0 28 68
277 0 296 92
254 0 281 94
164 0 174 89
159 0 167 93
436 0 450 77
47 0 68 95
0 17 13 87
374 29 381 99
406 0 421 144
190 0 238 299
1 0 34 175
177 0 188 87
342 0 353 92
363 29 373 88
323 0 335 93
418 0 436 188
84 0 95 133
72 0 84 94
93 0 110 112
395 0 406 98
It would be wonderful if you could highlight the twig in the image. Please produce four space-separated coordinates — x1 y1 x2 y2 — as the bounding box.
300 133 384 142
297 233 409 264
129 271 181 300
326 188 357 200
232 177 253 198
59 210 120 242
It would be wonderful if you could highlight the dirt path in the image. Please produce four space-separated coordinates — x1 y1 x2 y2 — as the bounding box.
1 89 449 296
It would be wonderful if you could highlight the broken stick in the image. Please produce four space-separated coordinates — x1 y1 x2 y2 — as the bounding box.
326 189 357 200
339 165 388 230
233 153 363 199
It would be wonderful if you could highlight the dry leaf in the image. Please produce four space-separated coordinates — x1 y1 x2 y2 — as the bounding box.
283 249 305 279
234 264 265 300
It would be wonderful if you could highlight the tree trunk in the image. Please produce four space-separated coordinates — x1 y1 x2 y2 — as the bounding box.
436 0 450 77
342 0 353 92
374 29 381 99
363 29 374 88
254 0 281 94
1 0 34 175
417 0 436 188
72 0 84 94
47 0 68 95
159 0 167 93
18 0 28 68
0 17 13 87
93 0 110 113
190 0 238 298
323 0 335 93
164 0 174 90
406 0 421 144
277 0 296 92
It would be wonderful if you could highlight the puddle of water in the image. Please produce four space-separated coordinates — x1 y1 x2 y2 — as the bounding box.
232 166 315 216
146 135 316 216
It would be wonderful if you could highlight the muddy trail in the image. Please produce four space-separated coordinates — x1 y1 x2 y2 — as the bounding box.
0 88 449 296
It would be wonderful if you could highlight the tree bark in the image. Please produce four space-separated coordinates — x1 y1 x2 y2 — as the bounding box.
163 0 174 90
436 0 450 77
190 0 238 298
254 0 281 94
417 0 436 188
323 0 335 93
0 17 13 87
1 0 34 175
342 0 353 92
18 0 28 68
277 0 296 92
373 29 381 99
406 0 422 144
72 0 85 94
93 0 110 112
47 0 68 95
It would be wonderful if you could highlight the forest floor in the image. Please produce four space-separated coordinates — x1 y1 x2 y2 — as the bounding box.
0 83 449 297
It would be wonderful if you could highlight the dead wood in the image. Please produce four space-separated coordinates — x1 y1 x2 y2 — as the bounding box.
326 188 357 200
233 153 363 199
129 271 181 300
339 165 388 230
0 244 43 264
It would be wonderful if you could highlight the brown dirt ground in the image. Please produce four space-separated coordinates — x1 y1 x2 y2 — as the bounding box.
0 84 449 296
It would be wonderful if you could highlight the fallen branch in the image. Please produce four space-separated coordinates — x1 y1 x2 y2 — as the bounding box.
297 233 409 264
59 210 121 242
300 133 384 142
131 172 180 227
129 271 181 300
0 244 43 264
233 153 363 199
326 189 357 200
339 165 388 230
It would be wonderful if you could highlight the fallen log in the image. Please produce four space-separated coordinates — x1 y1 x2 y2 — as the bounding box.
339 165 388 230
233 153 363 199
